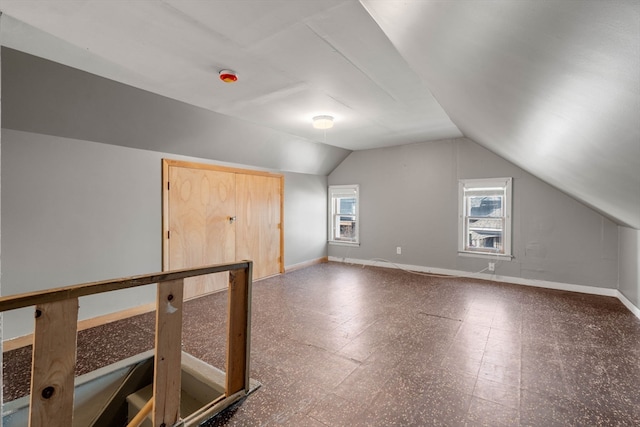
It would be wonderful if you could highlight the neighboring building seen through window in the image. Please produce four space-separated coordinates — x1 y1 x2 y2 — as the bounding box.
329 185 359 245
458 178 512 257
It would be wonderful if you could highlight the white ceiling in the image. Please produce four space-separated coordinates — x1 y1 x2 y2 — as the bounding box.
0 0 638 228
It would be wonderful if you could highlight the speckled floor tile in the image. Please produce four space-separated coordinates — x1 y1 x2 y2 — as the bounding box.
478 355 521 386
2 346 32 402
473 377 520 410
3 262 640 426
466 396 520 426
307 392 368 426
333 359 396 406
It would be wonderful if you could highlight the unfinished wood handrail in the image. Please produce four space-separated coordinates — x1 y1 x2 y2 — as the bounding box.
0 260 253 427
0 262 251 312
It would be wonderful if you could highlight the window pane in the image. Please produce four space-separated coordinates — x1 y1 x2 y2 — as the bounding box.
467 217 504 252
467 195 503 217
336 214 356 240
338 197 356 215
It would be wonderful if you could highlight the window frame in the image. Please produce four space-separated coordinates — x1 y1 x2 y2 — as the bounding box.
458 177 513 258
328 184 360 246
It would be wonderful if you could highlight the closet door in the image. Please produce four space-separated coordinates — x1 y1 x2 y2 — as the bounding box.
164 159 284 297
167 165 236 299
235 174 282 279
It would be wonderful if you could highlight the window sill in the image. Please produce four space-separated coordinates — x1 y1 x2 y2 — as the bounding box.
458 251 513 260
329 241 360 247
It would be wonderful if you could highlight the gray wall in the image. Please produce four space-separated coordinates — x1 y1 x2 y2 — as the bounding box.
1 129 328 339
2 129 160 341
284 172 328 268
328 137 619 289
619 227 639 308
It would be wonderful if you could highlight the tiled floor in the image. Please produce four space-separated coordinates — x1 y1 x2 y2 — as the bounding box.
3 262 640 426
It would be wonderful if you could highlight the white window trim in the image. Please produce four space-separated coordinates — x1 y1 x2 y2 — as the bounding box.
328 184 360 246
458 177 512 258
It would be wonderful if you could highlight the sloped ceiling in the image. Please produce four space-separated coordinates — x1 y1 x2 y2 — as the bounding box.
362 0 639 229
0 0 638 228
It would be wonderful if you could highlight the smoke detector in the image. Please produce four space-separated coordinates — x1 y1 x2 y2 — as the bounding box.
219 70 238 83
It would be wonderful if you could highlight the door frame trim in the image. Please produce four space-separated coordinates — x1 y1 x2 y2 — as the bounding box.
162 159 285 275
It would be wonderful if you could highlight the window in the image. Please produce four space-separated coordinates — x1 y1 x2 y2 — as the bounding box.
329 185 359 245
459 178 512 257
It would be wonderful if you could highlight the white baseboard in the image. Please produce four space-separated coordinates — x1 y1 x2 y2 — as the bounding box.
617 291 640 318
328 256 639 319
285 257 328 273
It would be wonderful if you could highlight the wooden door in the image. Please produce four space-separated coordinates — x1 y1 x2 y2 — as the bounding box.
167 165 236 299
236 174 282 279
164 159 284 298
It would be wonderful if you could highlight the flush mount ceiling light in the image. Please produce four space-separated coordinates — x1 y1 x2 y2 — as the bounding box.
312 115 334 130
219 69 238 83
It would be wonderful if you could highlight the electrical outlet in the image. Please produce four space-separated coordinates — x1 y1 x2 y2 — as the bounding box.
396 246 402 255
488 262 495 272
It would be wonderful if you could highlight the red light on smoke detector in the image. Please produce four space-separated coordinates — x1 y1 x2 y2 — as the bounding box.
219 70 238 83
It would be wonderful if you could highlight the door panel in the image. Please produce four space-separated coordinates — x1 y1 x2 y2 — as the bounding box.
168 166 236 299
236 174 282 279
164 160 283 297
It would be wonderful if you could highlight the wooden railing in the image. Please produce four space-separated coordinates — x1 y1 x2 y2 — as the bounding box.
0 261 253 427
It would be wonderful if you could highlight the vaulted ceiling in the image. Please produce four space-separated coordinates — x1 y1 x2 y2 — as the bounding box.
1 1 638 228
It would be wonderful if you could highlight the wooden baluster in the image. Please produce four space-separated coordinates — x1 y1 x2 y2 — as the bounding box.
29 298 79 427
226 264 252 396
153 279 184 426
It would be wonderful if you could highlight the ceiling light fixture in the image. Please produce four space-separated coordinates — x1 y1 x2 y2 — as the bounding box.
219 69 238 83
312 115 334 130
